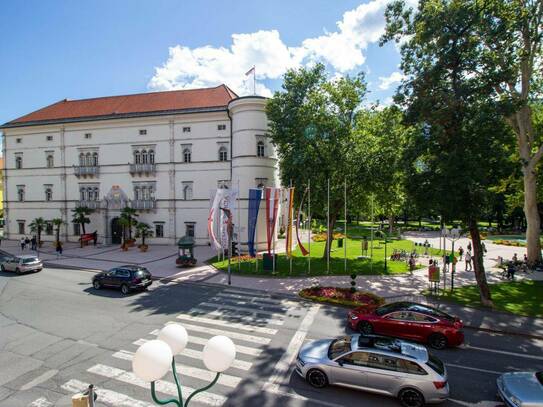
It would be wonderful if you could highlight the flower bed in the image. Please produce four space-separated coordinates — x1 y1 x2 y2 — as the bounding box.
312 232 345 242
299 286 384 308
493 239 525 247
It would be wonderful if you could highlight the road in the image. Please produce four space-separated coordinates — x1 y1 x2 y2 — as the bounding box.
0 267 541 406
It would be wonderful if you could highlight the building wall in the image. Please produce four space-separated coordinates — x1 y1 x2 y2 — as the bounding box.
2 97 277 248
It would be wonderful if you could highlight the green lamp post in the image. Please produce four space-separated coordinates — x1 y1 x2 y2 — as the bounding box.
132 324 236 406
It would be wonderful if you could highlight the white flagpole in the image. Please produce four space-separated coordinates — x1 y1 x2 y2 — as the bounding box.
272 188 277 275
253 66 256 96
255 189 259 273
308 179 311 275
327 177 330 274
371 194 374 274
289 180 293 275
237 179 241 274
344 178 347 274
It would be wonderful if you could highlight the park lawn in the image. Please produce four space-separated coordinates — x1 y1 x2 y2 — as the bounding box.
210 236 442 277
430 280 542 318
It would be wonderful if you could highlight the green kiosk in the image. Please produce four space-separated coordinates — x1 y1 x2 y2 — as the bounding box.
176 235 197 267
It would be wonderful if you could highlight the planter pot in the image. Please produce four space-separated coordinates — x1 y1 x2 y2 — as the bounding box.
38 241 43 248
126 239 136 247
121 244 128 251
139 244 148 252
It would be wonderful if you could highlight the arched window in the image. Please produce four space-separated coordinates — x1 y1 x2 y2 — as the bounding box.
142 149 148 164
45 188 52 201
134 186 140 201
93 187 99 201
134 150 141 164
15 156 22 169
218 146 228 162
79 153 85 166
149 149 155 164
142 186 150 200
183 148 191 163
80 188 86 201
183 184 193 200
46 155 54 168
149 185 155 199
257 141 265 157
18 188 25 202
92 152 98 166
85 152 92 166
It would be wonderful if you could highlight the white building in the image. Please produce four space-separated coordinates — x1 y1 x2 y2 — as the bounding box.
1 85 279 247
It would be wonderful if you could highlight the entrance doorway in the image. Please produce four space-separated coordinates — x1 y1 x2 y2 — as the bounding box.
111 217 122 244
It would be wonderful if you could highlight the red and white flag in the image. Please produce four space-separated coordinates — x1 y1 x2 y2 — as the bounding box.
265 187 281 254
245 66 255 76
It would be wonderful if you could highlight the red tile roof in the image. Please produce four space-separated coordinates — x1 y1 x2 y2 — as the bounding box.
4 85 238 127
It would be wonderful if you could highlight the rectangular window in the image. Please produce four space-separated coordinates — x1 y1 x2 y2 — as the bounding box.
73 223 81 236
84 133 92 139
18 221 25 235
155 224 164 238
139 129 147 135
17 186 25 202
46 135 53 141
185 223 195 237
45 222 53 236
218 124 226 131
183 126 191 133
16 138 22 144
15 154 23 169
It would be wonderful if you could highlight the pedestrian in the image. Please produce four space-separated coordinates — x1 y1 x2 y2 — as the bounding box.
31 235 37 251
452 255 458 273
20 236 25 251
408 254 416 275
467 241 472 252
458 246 464 261
506 262 516 280
524 253 528 264
25 236 30 249
55 241 63 258
465 250 472 271
481 242 487 257
512 253 518 263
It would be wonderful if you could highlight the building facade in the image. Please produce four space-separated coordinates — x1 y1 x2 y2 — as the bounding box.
0 85 279 247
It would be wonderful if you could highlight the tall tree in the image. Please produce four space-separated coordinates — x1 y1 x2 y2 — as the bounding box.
71 207 93 235
120 207 138 240
29 217 45 246
51 218 64 244
266 64 369 259
383 0 543 263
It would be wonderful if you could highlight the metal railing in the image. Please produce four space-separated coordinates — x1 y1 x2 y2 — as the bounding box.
129 163 156 174
78 200 102 209
74 166 99 176
131 199 156 210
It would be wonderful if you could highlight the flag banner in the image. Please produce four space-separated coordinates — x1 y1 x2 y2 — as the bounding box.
265 187 281 254
285 187 295 257
220 189 238 250
208 188 237 251
296 186 309 256
208 189 224 251
245 66 255 76
247 188 262 257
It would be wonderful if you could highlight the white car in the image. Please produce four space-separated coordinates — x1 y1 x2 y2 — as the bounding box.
1 255 43 274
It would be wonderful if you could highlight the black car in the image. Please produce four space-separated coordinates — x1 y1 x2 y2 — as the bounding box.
92 265 152 294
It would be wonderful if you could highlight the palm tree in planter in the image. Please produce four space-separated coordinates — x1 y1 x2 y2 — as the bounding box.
135 222 153 252
120 207 138 246
72 207 94 247
118 217 131 251
29 217 46 247
51 218 64 245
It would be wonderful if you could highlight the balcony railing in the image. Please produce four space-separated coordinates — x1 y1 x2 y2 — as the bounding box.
78 200 102 209
129 163 156 175
74 166 99 177
131 199 156 210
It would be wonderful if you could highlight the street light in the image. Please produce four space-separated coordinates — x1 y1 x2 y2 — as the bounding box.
133 324 236 407
443 227 461 292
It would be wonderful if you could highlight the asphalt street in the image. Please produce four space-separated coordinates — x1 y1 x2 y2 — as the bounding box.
0 266 541 407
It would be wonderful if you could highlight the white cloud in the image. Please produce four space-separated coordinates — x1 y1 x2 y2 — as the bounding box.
149 0 408 95
378 71 406 90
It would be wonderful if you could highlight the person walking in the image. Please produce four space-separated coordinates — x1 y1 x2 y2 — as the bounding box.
458 246 464 261
25 236 30 250
20 237 26 251
55 241 63 258
31 235 37 251
408 254 416 276
465 250 472 271
467 241 472 252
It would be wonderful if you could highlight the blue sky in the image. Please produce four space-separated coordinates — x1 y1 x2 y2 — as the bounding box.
0 0 406 125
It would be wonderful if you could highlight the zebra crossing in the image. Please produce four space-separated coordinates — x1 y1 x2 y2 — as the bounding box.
50 288 307 407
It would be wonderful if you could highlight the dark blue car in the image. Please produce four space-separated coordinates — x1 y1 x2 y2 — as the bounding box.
92 265 152 295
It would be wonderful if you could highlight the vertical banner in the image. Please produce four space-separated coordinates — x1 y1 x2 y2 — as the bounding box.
296 187 309 256
208 189 224 251
285 187 295 257
220 188 238 250
208 188 237 251
265 187 281 254
247 188 262 257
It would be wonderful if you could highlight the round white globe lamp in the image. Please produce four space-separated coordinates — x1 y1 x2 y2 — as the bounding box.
132 340 172 383
203 336 236 373
158 324 188 355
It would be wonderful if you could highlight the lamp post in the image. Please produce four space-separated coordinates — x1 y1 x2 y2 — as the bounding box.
132 324 236 407
443 227 461 292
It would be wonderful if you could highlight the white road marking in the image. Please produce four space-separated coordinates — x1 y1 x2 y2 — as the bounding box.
20 369 58 391
113 350 242 386
28 397 53 407
61 379 154 407
189 307 284 326
262 383 345 407
199 301 289 319
219 291 299 307
153 322 271 345
463 344 543 361
445 363 502 375
86 364 225 406
176 314 277 335
132 339 252 370
264 304 321 388
142 333 262 356
448 399 502 407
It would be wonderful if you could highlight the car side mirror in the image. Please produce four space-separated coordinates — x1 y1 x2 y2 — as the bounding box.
337 360 344 367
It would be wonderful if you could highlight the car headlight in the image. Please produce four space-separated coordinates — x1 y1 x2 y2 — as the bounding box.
350 315 358 320
510 396 521 407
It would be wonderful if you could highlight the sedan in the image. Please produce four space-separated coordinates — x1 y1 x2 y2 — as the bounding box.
497 371 543 407
348 302 464 350
92 265 152 295
1 255 43 274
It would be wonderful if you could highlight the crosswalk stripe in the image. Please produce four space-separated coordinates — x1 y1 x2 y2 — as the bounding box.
219 291 299 307
113 350 243 385
142 333 262 356
133 339 253 370
189 308 284 326
86 364 225 406
61 379 154 407
28 397 53 407
176 314 278 335
153 323 271 345
199 301 289 319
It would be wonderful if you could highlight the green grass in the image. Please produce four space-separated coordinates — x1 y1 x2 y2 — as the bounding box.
428 280 543 318
211 236 443 277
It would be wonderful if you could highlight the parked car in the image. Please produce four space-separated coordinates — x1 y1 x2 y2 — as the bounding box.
92 265 152 295
295 334 448 406
497 371 543 407
0 255 43 274
348 302 464 350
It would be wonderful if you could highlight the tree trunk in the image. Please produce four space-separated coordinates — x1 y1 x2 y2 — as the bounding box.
322 213 338 260
523 169 542 265
468 219 493 307
388 214 394 234
81 222 86 235
56 227 60 243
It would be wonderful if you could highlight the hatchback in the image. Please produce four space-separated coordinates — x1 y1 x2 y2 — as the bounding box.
92 265 152 295
295 334 448 406
348 302 464 350
1 255 43 274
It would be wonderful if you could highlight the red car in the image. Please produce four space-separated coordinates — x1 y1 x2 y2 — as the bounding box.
348 302 464 350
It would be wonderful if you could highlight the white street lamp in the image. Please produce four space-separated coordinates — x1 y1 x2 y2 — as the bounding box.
132 323 236 407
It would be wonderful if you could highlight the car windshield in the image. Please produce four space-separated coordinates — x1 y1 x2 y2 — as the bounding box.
328 336 352 359
536 372 543 385
408 304 454 321
22 258 37 264
427 354 445 375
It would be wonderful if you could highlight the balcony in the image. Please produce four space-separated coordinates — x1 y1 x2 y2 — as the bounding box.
78 200 102 210
74 166 99 177
129 163 156 175
131 199 156 210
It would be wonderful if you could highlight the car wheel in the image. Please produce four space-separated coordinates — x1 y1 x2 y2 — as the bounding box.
93 280 101 290
358 321 373 335
428 333 447 350
306 369 328 389
120 284 129 295
398 388 425 407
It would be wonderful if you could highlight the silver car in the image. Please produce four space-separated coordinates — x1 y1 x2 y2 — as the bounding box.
295 334 448 407
1 255 43 274
497 371 543 407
